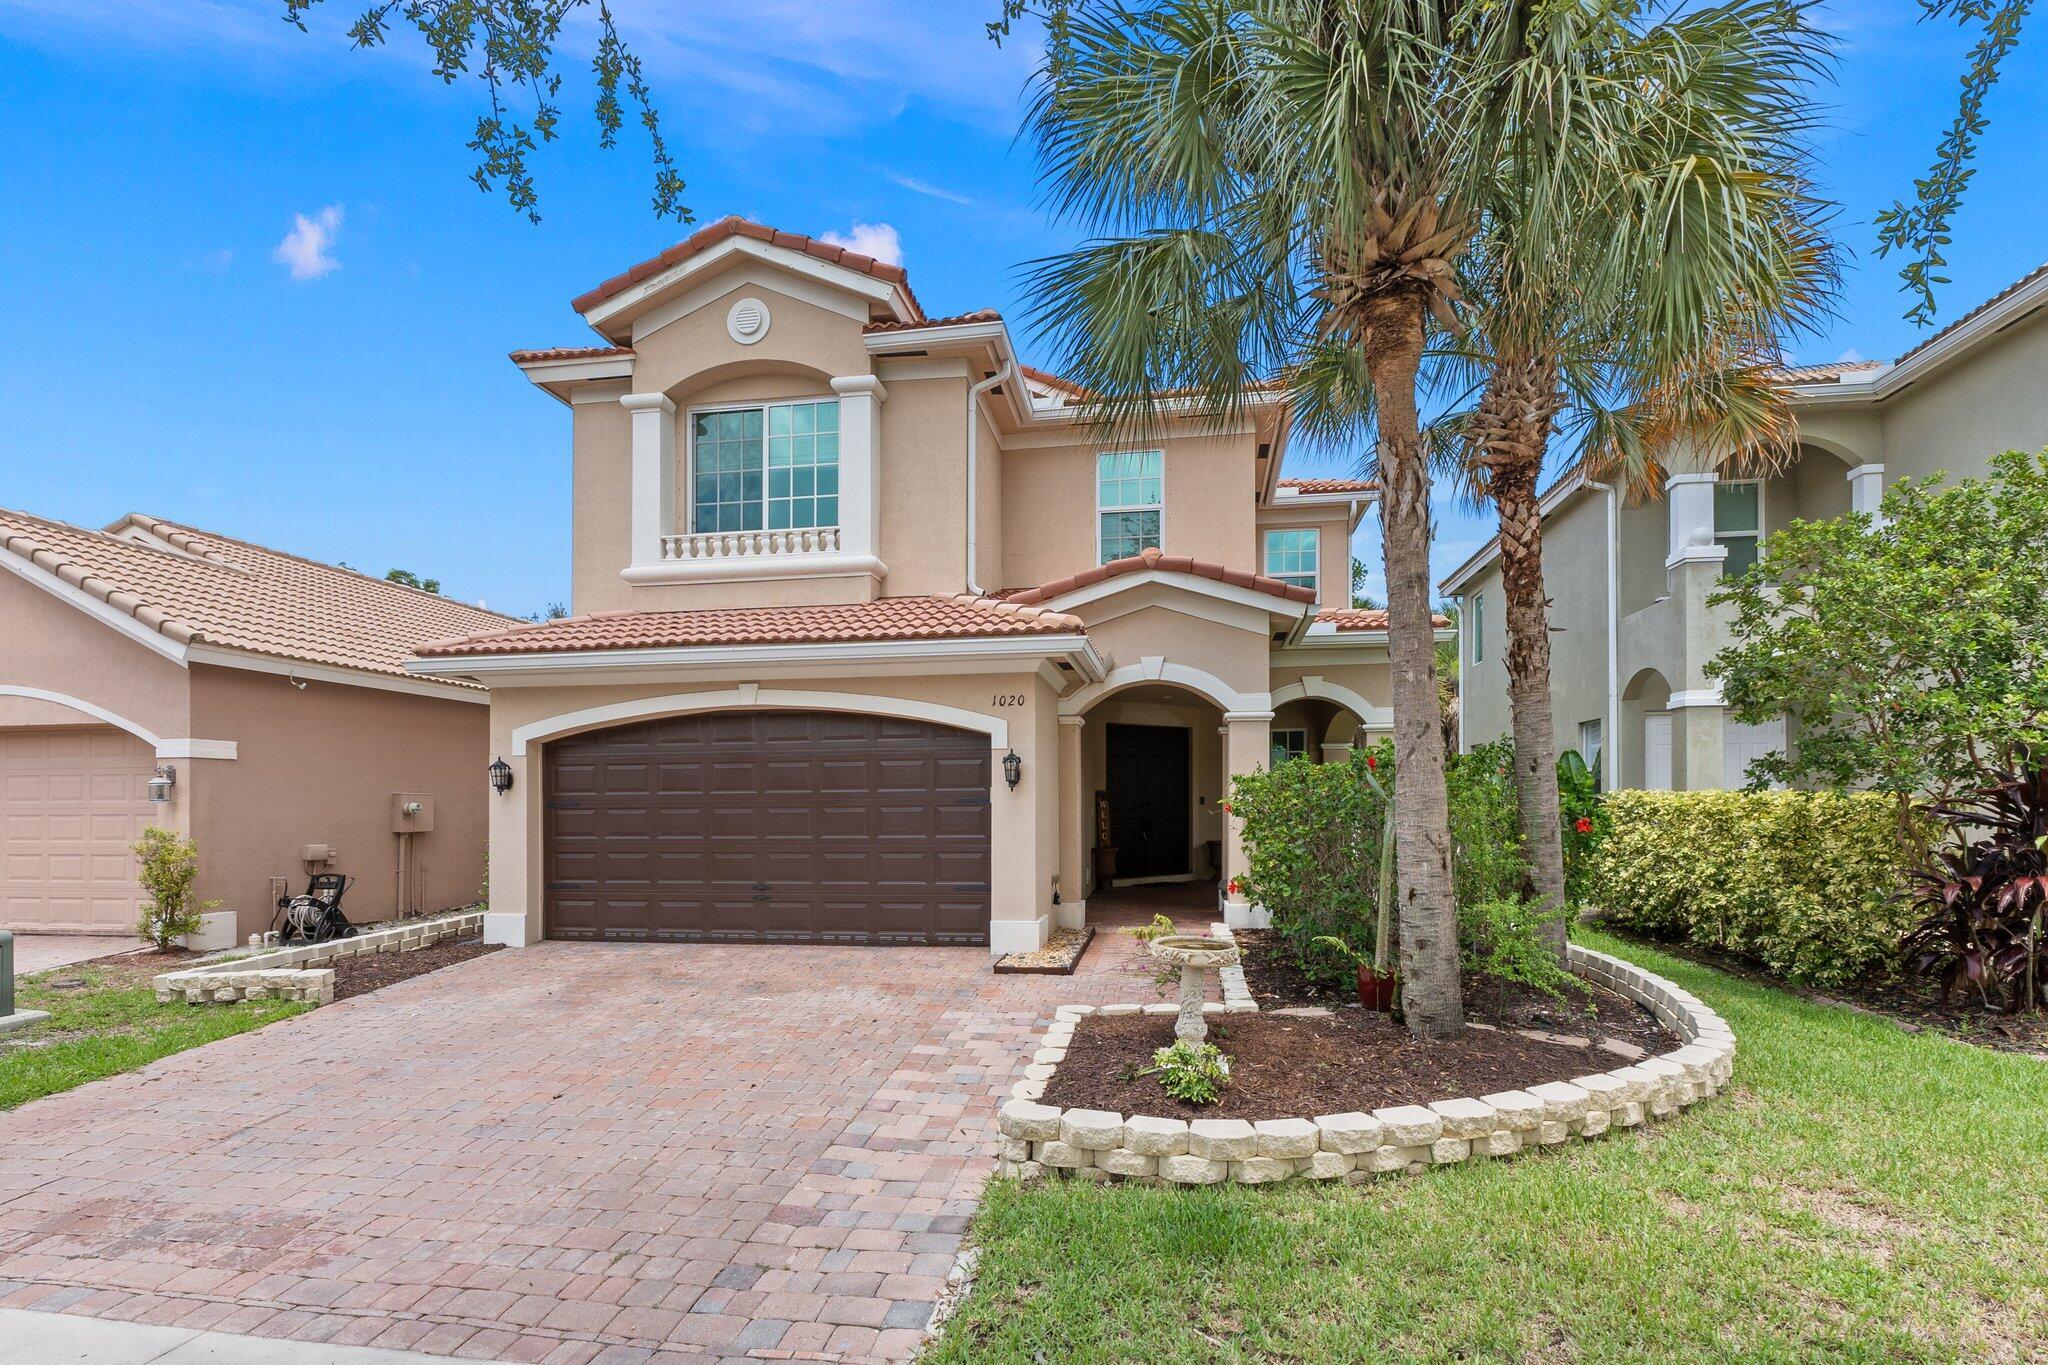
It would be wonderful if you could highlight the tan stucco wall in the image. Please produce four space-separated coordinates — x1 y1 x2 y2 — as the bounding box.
1082 605 1272 701
480 672 1059 948
187 665 491 940
999 427 1260 591
1881 311 2048 484
0 570 195 746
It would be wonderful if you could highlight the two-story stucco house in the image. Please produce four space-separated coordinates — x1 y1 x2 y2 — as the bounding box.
1444 263 2048 791
409 219 1403 953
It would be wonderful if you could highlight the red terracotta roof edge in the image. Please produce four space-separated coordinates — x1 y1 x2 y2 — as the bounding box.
570 217 920 319
1004 546 1315 607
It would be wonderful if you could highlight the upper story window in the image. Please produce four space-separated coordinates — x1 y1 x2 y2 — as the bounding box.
1470 591 1484 663
1264 528 1319 597
690 399 840 534
1098 450 1163 563
1714 480 1761 578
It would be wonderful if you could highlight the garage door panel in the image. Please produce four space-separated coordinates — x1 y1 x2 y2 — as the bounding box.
545 710 989 945
1 727 154 932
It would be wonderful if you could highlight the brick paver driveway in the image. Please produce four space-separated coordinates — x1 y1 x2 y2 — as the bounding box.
0 929 1174 1363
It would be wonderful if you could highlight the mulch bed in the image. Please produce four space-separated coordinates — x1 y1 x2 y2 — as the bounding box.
1235 929 1673 1055
995 926 1096 975
1602 928 2048 1058
1034 929 1681 1120
330 937 501 1002
1042 1010 1636 1120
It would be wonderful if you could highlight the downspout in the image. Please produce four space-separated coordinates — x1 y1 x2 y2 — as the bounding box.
1587 481 1620 787
965 361 1015 596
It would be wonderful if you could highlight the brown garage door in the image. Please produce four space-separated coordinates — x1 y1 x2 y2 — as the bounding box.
544 711 991 945
0 727 156 933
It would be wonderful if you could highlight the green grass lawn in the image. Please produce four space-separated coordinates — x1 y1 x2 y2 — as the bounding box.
931 930 2048 1364
1 957 307 1110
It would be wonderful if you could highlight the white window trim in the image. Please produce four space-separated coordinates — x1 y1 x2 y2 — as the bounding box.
685 394 842 536
1714 478 1764 576
1096 449 1165 564
1263 527 1320 601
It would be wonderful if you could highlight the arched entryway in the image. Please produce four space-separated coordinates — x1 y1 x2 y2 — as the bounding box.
543 709 991 945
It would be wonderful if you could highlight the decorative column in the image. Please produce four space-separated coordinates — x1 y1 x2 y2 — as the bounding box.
1220 710 1274 928
830 375 887 565
1057 716 1087 928
1846 463 1886 525
1664 471 1725 570
620 392 676 570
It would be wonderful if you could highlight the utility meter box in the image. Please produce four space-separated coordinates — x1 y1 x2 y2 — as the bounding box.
390 792 436 833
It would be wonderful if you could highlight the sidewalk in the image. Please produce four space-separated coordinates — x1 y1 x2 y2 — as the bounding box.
0 1309 481 1365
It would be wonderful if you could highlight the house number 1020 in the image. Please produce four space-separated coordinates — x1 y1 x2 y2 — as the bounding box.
991 693 1026 708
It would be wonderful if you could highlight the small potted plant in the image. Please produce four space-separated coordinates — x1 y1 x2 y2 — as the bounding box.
1311 934 1399 1011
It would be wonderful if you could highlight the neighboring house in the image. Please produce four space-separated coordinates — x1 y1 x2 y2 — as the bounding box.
408 217 1409 954
0 509 515 942
1443 262 2048 791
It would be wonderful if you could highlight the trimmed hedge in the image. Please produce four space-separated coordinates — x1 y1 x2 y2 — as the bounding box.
1587 790 1918 987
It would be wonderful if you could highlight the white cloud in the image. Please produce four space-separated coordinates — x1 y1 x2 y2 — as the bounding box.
1834 347 1868 364
818 222 903 267
885 171 975 207
273 205 343 281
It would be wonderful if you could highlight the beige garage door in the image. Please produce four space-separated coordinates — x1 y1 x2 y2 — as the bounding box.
0 728 156 933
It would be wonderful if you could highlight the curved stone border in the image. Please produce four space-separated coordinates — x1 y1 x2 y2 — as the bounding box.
996 942 1733 1185
152 910 485 1006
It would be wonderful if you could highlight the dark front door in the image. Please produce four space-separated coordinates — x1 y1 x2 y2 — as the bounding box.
1104 723 1191 880
543 711 991 945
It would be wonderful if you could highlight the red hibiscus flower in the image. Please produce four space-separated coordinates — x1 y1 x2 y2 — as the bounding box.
1220 801 1232 814
1228 878 1243 896
1366 755 1378 770
1575 817 1594 834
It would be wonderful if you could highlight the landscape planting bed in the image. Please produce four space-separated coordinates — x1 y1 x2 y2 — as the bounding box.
1040 1008 1661 1119
997 944 1736 1186
330 937 500 1000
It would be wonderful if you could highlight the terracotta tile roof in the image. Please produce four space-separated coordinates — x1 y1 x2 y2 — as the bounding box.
509 345 633 364
413 595 1084 658
1316 608 1452 630
1020 364 1090 396
1002 546 1316 607
1771 359 1886 384
864 309 1000 334
0 507 518 686
1278 476 1377 495
571 217 924 319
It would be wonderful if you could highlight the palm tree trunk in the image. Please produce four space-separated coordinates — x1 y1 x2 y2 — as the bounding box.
1363 289 1464 1038
1494 456 1569 951
1479 356 1569 953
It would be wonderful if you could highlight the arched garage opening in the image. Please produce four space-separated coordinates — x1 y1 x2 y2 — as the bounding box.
543 708 992 946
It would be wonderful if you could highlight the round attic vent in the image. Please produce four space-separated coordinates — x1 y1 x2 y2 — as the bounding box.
726 297 771 345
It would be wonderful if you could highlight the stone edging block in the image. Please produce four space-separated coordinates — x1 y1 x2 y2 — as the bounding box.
998 941 1735 1187
151 910 486 1007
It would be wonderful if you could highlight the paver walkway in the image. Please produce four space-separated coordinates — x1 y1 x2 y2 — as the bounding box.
0 929 1175 1363
7 934 138 975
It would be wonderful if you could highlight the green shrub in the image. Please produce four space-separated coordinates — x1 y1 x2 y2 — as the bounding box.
1446 741 1527 910
1142 1040 1231 1106
1459 897 1582 1000
1587 790 1919 986
131 827 220 950
1231 747 1387 987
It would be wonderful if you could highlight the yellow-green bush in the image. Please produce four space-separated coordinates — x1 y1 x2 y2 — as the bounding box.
1586 790 1919 987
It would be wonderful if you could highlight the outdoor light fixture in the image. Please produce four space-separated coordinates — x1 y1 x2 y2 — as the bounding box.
489 757 514 795
1002 750 1023 789
147 765 176 803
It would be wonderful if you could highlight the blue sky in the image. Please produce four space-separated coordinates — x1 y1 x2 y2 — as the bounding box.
2 1 2044 615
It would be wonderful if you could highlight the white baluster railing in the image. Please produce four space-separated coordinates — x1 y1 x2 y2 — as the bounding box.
658 527 842 562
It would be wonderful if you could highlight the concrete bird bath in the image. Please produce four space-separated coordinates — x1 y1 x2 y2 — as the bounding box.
1148 934 1241 1043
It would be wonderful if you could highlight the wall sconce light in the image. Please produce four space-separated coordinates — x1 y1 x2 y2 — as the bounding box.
1002 750 1022 789
489 757 514 795
147 765 176 803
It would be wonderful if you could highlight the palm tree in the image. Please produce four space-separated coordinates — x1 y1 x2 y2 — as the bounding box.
1440 1 1836 946
1020 1 1484 1035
